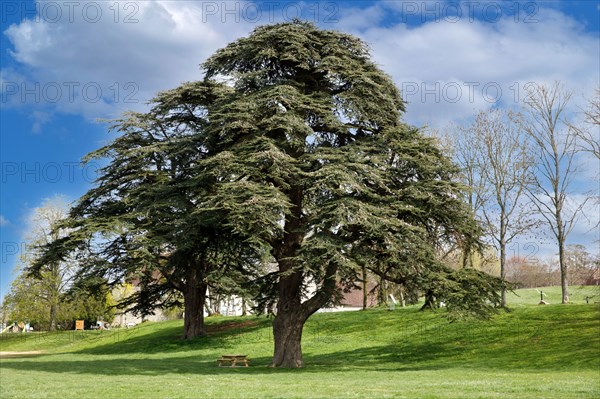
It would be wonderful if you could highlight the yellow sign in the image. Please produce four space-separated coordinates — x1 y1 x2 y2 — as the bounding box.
75 320 84 330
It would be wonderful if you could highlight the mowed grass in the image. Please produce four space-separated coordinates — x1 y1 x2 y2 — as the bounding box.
1 287 599 399
506 285 600 306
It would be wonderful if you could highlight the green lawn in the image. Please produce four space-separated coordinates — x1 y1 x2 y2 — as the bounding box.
506 285 599 306
1 287 599 399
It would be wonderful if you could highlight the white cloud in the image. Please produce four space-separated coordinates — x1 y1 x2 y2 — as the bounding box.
3 0 598 256
337 4 386 31
339 6 599 128
0 67 28 105
30 110 52 133
333 3 599 260
3 1 256 119
18 195 72 242
5 2 597 127
0 215 9 226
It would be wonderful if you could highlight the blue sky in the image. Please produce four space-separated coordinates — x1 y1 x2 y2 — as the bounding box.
1 0 599 301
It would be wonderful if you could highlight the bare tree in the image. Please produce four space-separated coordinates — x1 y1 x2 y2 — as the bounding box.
19 196 76 330
452 123 488 268
565 244 599 286
522 82 585 304
505 255 560 288
464 109 536 306
571 89 600 232
573 88 600 159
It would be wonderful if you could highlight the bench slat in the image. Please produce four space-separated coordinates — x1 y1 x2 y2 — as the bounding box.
218 355 250 367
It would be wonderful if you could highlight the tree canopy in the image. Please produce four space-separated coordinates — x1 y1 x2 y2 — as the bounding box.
33 21 505 367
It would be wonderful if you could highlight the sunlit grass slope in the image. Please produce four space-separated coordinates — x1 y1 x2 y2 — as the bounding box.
1 287 598 398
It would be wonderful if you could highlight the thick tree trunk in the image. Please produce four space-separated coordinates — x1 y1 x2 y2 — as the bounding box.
270 185 338 368
462 241 472 269
270 261 338 367
182 270 207 339
49 265 60 331
271 262 307 368
271 184 309 368
270 263 338 368
421 290 436 310
378 276 387 305
272 305 307 368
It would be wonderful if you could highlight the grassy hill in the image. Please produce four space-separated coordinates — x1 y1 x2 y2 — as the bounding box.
506 285 599 305
1 287 599 398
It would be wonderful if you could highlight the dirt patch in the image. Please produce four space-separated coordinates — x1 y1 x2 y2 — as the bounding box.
0 351 45 358
207 320 259 333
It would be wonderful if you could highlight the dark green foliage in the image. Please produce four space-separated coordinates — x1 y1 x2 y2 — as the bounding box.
64 278 116 327
198 20 503 313
3 270 115 331
32 82 262 338
199 21 506 366
32 21 506 358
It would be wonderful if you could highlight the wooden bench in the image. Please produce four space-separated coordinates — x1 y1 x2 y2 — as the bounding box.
217 354 250 368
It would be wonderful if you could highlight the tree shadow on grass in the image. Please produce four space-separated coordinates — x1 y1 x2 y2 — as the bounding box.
0 330 454 376
0 350 437 377
0 341 483 377
75 318 272 355
0 352 46 359
0 334 596 377
3 307 597 376
0 354 274 376
303 323 599 372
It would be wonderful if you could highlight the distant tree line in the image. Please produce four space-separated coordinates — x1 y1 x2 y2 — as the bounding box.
505 244 599 289
442 82 599 305
1 196 116 331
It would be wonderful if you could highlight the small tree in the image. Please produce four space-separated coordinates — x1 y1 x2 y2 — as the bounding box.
20 196 77 330
451 123 488 268
564 244 599 286
3 270 51 328
5 196 115 330
65 278 116 328
459 109 536 306
522 82 585 304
